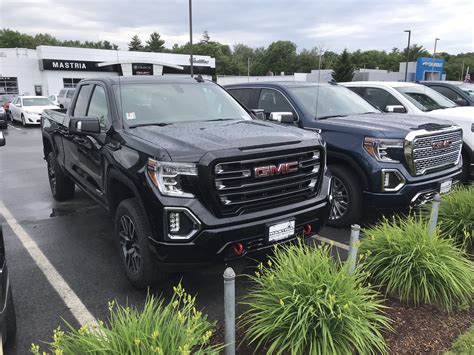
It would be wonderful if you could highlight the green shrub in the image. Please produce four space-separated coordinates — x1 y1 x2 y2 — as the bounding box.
435 185 474 252
241 242 391 355
31 284 222 355
360 215 474 311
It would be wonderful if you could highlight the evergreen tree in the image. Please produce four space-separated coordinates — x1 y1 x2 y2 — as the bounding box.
128 35 144 51
145 32 165 52
201 31 210 44
332 49 354 82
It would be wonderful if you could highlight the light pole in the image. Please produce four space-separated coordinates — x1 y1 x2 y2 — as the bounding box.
404 30 411 82
188 0 194 77
431 38 440 81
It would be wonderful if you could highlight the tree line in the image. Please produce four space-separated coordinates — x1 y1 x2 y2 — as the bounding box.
1 28 472 80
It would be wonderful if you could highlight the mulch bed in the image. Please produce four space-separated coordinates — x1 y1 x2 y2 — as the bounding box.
211 299 474 354
384 299 473 353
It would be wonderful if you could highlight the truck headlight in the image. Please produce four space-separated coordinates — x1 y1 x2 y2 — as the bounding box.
364 137 404 163
147 159 197 198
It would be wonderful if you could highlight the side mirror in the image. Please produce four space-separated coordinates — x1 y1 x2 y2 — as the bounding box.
250 109 265 120
455 98 468 106
385 105 406 113
16 103 22 107
269 112 296 124
0 131 5 147
69 116 101 135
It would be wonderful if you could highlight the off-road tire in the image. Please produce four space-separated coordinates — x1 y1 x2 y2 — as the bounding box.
46 152 75 201
114 198 161 289
327 164 363 227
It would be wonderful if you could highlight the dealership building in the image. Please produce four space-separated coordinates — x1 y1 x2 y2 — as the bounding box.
0 45 216 96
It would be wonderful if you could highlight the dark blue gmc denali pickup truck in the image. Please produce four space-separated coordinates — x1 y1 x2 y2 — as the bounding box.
226 82 463 227
41 77 331 288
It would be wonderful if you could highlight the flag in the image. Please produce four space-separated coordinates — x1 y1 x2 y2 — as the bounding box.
464 66 471 83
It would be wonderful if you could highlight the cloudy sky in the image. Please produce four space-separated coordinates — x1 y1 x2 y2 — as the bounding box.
1 0 473 54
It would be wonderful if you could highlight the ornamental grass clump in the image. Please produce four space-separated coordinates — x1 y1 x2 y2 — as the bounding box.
360 215 474 311
31 283 222 355
435 185 474 252
241 242 391 355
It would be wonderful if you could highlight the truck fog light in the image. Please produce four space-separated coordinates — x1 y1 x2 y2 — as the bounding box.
381 169 406 192
165 207 201 240
168 212 180 233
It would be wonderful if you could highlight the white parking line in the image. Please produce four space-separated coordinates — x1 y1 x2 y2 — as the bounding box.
312 234 349 250
7 124 21 131
0 201 96 326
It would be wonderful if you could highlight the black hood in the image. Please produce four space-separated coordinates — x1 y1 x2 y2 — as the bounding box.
127 120 320 162
316 113 453 139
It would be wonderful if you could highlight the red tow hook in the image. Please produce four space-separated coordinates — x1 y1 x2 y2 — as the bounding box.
303 224 313 237
231 242 244 256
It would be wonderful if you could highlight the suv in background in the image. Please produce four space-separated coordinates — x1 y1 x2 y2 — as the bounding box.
343 81 474 182
421 81 474 107
225 82 463 227
57 88 75 109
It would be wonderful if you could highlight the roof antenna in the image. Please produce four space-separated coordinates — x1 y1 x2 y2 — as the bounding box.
195 74 204 83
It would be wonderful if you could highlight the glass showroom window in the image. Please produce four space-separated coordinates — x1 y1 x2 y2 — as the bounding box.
0 77 19 94
63 78 83 88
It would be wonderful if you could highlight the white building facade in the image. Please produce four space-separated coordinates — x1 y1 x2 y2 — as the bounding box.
0 46 215 96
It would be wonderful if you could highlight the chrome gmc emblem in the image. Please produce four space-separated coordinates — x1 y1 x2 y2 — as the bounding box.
254 161 299 178
432 140 452 150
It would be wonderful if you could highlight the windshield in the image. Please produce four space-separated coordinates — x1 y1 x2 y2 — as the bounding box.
288 85 379 119
23 98 53 106
459 84 474 98
114 82 252 126
396 85 457 111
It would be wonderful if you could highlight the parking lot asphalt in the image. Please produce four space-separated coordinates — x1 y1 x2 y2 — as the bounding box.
0 123 351 354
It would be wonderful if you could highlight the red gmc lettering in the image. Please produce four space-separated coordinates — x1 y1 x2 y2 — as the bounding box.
254 161 299 178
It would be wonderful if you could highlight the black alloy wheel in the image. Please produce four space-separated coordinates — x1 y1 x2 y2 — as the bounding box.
118 215 142 275
329 176 349 221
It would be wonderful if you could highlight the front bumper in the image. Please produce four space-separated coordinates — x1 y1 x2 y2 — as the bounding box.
363 167 463 209
24 113 41 125
145 173 331 268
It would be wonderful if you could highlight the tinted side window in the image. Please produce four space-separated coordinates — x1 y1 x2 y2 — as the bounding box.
430 85 461 102
363 87 403 111
72 84 92 117
228 88 255 107
87 85 109 130
257 89 293 114
59 89 66 97
66 90 75 98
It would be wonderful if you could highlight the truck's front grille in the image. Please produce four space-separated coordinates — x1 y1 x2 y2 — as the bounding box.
211 148 322 216
407 129 462 175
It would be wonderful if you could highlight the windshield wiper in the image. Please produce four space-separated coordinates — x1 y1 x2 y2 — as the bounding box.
317 114 347 120
204 118 239 122
129 122 173 128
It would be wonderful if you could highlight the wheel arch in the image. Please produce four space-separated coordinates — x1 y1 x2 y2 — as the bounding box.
107 169 146 215
326 152 368 190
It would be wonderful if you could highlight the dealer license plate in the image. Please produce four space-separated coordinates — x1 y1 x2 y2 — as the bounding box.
440 179 452 194
268 220 295 242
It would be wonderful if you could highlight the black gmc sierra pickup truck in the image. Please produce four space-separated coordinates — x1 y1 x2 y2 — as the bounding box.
41 76 331 288
226 82 463 227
